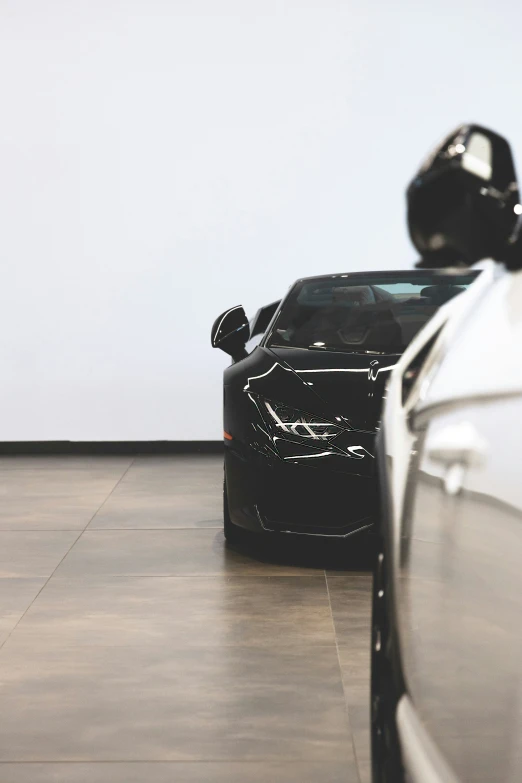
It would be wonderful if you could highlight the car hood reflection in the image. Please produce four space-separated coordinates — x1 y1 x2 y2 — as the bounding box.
262 346 397 431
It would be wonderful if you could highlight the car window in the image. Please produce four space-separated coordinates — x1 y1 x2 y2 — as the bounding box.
268 272 479 355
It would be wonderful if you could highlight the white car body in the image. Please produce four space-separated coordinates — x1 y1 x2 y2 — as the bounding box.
383 260 506 553
380 259 522 783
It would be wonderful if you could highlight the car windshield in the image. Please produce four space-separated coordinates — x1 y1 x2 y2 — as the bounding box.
268 271 479 354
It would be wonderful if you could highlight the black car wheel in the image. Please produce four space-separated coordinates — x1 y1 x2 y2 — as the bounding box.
223 478 242 545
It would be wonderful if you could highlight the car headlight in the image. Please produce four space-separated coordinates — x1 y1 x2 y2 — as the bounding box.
263 400 343 440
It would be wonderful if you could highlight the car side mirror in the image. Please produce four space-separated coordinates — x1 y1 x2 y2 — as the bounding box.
211 305 249 362
249 300 281 339
408 124 522 269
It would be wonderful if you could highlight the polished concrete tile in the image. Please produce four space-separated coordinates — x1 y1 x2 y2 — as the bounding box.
0 532 79 577
0 456 133 472
12 575 336 648
357 760 372 783
0 470 126 491
90 494 222 529
90 456 222 529
0 578 46 644
328 574 372 781
350 704 371 763
0 455 371 783
341 672 371 709
131 454 223 474
114 456 223 492
55 529 324 577
327 575 372 668
0 761 357 783
0 469 129 530
0 642 352 762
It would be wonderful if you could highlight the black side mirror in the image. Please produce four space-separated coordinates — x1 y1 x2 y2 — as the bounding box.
211 305 249 361
408 124 522 269
249 300 281 339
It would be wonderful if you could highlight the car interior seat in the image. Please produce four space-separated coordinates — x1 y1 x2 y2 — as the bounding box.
420 285 464 305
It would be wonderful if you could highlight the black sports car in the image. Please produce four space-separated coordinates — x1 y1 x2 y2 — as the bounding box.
211 269 477 542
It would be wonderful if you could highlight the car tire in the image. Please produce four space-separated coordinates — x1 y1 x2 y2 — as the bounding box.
223 478 242 545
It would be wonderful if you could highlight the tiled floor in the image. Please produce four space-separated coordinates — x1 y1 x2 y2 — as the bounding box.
0 454 373 783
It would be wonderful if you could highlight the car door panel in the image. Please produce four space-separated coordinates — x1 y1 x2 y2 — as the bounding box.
398 395 522 783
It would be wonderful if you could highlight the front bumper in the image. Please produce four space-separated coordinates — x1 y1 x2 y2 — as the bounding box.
225 436 378 537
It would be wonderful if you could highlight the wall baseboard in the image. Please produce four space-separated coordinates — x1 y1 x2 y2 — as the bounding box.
0 441 223 455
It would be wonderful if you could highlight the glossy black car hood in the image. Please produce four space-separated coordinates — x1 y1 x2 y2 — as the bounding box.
245 345 398 432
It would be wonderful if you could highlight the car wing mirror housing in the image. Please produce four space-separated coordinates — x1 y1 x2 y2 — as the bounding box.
408 124 522 270
211 306 249 362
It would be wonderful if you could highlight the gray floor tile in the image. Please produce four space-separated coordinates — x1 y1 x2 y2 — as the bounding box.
357 760 372 783
327 575 372 667
119 456 223 491
131 454 223 471
341 668 371 777
0 457 133 472
0 532 79 577
328 575 372 780
0 761 357 782
341 672 371 709
350 703 371 765
338 645 370 676
353 725 371 765
0 455 370 779
0 643 353 763
55 529 324 577
0 578 46 645
0 469 124 495
89 456 222 529
327 575 373 600
12 575 335 648
0 470 125 530
349 703 370 732
90 494 222 529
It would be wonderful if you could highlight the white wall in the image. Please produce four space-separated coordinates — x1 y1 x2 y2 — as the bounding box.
1 0 521 440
